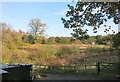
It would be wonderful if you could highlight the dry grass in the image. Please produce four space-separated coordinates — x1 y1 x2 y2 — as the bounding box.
3 43 116 65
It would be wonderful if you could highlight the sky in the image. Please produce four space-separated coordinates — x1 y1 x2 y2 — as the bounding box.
1 2 118 38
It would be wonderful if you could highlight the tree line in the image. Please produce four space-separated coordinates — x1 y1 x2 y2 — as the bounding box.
1 22 119 49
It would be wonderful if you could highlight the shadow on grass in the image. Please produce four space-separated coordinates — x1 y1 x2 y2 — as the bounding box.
36 66 118 80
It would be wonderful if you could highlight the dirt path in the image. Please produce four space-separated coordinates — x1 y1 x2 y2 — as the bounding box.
37 74 101 80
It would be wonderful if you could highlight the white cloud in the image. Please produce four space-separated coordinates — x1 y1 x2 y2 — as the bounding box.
46 10 68 16
54 10 67 16
94 23 118 35
98 23 111 31
99 23 117 31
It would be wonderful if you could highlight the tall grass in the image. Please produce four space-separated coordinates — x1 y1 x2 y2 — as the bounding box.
2 43 118 66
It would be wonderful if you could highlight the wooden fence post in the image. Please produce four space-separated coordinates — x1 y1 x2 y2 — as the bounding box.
85 64 86 70
97 62 100 75
73 66 76 70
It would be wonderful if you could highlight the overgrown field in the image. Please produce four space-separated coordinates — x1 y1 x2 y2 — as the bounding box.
2 43 118 66
2 42 119 80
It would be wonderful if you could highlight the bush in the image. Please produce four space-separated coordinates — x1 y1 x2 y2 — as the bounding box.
2 45 12 64
112 33 120 49
48 37 56 44
59 37 69 44
72 39 82 44
55 46 78 58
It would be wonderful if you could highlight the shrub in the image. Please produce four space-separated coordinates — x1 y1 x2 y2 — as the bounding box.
2 45 12 64
48 37 56 44
112 33 120 49
59 37 69 44
55 46 79 58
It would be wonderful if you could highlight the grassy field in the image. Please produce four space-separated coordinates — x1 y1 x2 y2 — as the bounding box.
2 43 119 79
17 44 118 79
3 43 118 65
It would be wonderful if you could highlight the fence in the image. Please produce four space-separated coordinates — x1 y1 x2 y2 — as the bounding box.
31 62 119 79
97 62 119 75
31 64 76 79
32 64 76 72
85 62 119 75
